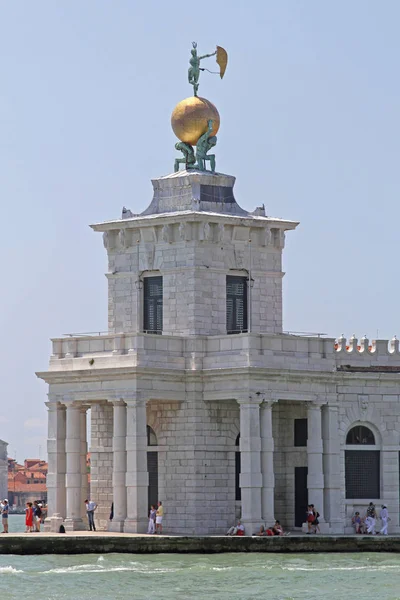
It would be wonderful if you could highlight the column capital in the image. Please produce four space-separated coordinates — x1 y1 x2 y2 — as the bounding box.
237 392 264 405
305 400 327 409
45 400 66 410
111 399 127 407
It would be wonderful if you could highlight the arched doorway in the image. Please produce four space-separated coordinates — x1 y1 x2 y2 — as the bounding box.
147 425 158 509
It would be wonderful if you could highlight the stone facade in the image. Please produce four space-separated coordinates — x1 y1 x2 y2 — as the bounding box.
0 440 8 502
37 170 400 535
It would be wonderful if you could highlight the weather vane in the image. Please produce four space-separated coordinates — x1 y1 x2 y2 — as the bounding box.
171 42 228 174
188 42 228 97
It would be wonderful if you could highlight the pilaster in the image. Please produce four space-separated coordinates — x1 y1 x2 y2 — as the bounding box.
306 401 328 532
260 399 275 526
124 397 149 533
322 402 343 533
238 395 263 534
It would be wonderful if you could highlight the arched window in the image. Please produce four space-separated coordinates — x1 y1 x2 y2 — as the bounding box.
345 425 380 499
346 426 375 445
147 425 158 447
235 434 241 502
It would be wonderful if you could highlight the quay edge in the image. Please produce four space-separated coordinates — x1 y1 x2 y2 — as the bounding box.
1 535 400 555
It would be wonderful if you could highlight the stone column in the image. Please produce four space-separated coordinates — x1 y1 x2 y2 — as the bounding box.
109 401 127 532
45 402 66 527
64 403 85 531
306 402 327 532
322 403 343 533
124 397 148 533
260 400 275 525
80 407 89 519
238 397 262 535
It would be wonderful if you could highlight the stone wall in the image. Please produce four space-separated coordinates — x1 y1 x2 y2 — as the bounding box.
90 404 113 530
147 397 240 535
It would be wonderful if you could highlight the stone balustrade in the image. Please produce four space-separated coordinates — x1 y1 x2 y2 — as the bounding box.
49 332 400 372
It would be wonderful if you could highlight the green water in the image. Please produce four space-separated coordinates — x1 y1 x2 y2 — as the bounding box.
1 552 400 599
3 518 400 599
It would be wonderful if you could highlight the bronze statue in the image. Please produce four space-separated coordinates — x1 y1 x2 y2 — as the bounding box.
195 119 217 172
174 142 196 172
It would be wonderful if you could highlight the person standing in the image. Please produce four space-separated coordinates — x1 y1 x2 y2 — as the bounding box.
148 505 156 534
33 501 42 532
1 499 9 534
155 501 164 534
379 505 389 535
85 498 97 532
365 502 376 534
25 502 34 533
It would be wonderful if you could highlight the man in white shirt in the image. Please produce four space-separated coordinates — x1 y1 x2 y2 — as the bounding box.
379 505 389 535
84 498 97 531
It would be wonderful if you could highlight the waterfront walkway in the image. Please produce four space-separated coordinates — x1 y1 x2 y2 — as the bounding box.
1 532 400 554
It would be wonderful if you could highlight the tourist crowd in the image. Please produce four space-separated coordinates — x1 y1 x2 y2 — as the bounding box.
352 502 390 535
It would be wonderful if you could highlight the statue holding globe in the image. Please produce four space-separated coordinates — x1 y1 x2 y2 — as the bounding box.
171 42 228 173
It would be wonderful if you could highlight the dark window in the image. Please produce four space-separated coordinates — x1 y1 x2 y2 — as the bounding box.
346 426 375 445
200 185 235 204
144 276 163 334
226 276 248 334
147 425 158 446
294 419 308 447
235 434 241 501
345 450 380 499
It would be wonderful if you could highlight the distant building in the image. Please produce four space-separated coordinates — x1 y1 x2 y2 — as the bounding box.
0 440 7 501
7 458 48 507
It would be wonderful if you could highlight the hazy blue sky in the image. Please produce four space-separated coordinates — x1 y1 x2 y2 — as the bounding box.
1 1 399 460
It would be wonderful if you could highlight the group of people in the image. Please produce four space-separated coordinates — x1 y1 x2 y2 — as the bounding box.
147 501 164 534
352 502 390 535
226 520 288 537
256 521 288 537
1 499 47 534
25 500 46 532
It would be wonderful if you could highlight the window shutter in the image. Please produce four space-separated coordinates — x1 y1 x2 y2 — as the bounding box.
226 276 248 334
144 276 163 334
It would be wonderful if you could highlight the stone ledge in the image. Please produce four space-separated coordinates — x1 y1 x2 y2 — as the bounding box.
1 534 400 554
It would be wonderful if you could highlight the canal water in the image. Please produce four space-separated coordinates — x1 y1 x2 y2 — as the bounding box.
2 518 400 599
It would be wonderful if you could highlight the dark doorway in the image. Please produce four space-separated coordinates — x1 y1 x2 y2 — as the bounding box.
147 451 158 509
294 466 308 527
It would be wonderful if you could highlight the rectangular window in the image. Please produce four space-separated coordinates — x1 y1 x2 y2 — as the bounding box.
345 450 380 499
143 276 163 334
294 419 308 447
226 276 248 334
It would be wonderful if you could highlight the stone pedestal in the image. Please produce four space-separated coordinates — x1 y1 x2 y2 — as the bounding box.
238 398 262 535
124 399 148 533
44 513 64 533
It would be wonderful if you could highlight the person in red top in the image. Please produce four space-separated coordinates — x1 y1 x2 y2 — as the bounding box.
25 502 34 533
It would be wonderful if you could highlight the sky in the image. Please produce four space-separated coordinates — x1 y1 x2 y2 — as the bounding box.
1 0 399 461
